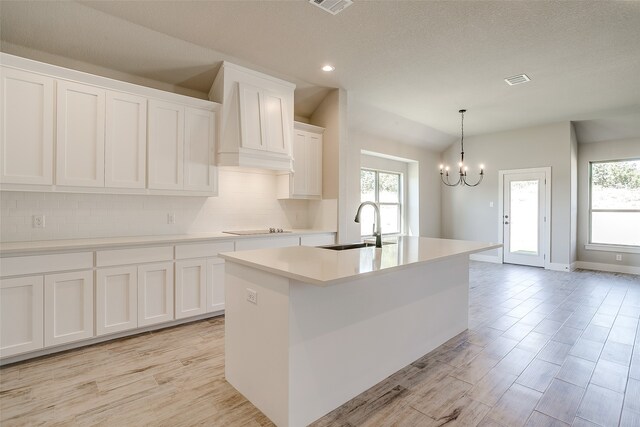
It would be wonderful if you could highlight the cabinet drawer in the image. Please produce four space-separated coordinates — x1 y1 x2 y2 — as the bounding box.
235 236 300 251
175 241 234 260
300 234 335 247
0 252 93 277
96 246 173 267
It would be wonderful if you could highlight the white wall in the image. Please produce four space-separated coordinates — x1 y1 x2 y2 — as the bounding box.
441 122 574 267
577 137 640 269
0 169 310 242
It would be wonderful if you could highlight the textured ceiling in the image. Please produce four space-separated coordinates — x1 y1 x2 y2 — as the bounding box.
1 1 639 149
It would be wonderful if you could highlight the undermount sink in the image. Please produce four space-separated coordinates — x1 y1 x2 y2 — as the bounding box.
319 242 376 251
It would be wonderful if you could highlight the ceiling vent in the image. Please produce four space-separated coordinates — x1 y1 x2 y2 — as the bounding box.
309 0 353 15
504 74 531 86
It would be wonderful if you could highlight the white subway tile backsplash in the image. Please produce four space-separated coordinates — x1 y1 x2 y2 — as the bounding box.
0 169 310 242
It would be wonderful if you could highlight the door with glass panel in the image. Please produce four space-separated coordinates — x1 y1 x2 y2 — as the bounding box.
503 171 546 267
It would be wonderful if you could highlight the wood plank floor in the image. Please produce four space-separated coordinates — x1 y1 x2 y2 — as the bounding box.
2 262 639 426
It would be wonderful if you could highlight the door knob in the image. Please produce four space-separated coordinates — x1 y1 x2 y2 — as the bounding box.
504 215 509 218
504 221 509 225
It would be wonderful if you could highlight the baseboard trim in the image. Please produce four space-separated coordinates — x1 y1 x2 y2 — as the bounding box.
547 263 571 272
469 254 502 264
575 261 640 275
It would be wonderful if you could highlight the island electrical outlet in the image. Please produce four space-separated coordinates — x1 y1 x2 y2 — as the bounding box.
246 288 258 304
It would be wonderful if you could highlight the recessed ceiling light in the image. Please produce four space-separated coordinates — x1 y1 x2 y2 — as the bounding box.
504 74 531 86
322 65 335 72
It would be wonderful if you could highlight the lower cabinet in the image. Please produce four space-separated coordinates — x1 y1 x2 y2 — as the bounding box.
138 262 174 327
96 266 138 336
44 270 94 347
0 276 44 358
175 259 207 319
207 257 225 313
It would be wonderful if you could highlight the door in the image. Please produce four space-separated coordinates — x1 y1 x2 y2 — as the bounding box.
56 80 105 187
291 131 308 196
307 132 322 197
105 91 147 189
206 257 225 313
44 270 94 346
238 82 265 151
138 262 174 327
96 266 138 336
184 107 215 192
175 259 207 319
0 67 54 185
503 171 547 267
148 100 184 190
0 276 44 358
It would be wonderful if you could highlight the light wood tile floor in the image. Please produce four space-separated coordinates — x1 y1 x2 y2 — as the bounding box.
1 262 639 426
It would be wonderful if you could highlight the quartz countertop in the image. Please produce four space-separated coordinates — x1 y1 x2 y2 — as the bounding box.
0 229 336 256
219 236 502 286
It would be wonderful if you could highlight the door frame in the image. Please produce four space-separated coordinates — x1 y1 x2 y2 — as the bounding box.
498 167 552 270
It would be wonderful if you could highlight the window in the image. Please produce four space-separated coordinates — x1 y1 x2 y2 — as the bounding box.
589 159 640 247
360 169 402 236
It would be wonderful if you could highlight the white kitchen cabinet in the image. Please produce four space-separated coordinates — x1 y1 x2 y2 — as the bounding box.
207 257 225 313
300 234 335 247
56 80 105 187
105 91 147 189
138 262 174 327
184 107 216 192
0 276 44 358
0 67 54 185
175 259 207 319
44 270 94 347
235 236 301 251
96 266 138 336
210 62 294 171
148 100 184 190
278 122 324 199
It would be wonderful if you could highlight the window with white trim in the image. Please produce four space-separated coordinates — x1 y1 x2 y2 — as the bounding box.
589 159 640 247
360 169 402 236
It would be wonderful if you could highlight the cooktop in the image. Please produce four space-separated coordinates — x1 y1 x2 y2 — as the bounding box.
222 229 291 236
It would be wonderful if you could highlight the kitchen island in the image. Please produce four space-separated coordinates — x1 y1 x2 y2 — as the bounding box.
219 237 501 427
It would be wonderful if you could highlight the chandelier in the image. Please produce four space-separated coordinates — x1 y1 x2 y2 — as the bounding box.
439 109 484 187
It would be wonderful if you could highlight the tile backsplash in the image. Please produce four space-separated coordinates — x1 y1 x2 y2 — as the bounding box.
0 169 311 242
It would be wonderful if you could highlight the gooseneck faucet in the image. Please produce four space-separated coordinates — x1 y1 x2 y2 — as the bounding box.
354 201 382 248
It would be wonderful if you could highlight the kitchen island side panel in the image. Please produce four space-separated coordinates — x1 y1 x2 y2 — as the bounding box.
224 262 291 427
288 256 469 427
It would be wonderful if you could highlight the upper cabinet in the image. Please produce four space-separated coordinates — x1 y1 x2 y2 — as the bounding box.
0 68 54 185
0 53 219 196
278 122 324 199
56 81 106 187
210 62 295 171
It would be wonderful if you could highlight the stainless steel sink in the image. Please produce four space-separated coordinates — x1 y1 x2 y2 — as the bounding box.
318 242 376 251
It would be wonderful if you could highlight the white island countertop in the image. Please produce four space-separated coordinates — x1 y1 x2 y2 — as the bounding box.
219 236 501 286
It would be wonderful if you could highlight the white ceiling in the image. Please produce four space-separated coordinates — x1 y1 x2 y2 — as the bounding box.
2 1 639 150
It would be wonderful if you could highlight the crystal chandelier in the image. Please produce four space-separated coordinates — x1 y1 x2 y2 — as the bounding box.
439 109 484 187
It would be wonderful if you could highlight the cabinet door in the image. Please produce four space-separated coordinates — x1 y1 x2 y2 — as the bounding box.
0 276 44 358
105 91 147 189
148 100 184 190
291 131 308 196
184 107 215 192
207 257 225 313
0 68 54 185
262 90 289 154
238 83 264 151
96 266 137 336
307 133 322 197
138 262 174 327
56 80 105 187
175 259 207 319
44 270 94 347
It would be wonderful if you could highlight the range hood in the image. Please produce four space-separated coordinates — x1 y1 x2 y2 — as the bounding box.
210 62 295 172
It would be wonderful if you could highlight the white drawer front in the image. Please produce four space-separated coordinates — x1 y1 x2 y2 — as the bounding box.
175 241 234 259
300 234 335 247
235 236 300 251
0 252 93 277
96 246 173 267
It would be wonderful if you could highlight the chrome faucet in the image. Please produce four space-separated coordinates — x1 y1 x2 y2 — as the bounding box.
354 201 382 248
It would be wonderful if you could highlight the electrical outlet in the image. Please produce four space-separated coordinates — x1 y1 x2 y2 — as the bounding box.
167 213 176 225
32 215 45 228
246 288 258 305
489 201 494 208
615 254 622 261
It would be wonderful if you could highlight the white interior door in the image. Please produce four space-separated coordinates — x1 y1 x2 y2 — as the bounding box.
503 171 547 267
